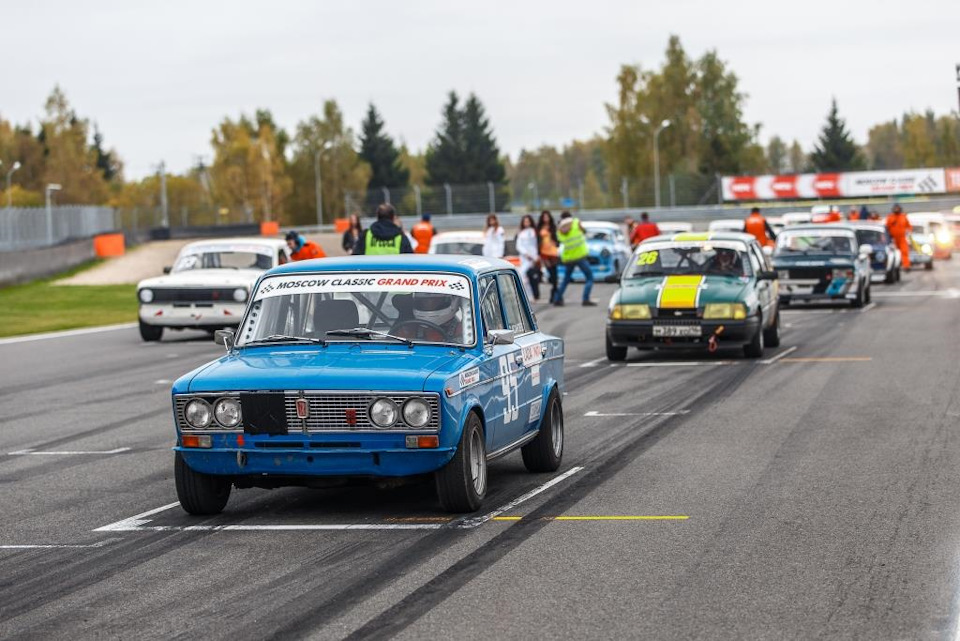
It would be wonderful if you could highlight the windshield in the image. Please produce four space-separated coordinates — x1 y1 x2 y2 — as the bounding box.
774 231 856 256
585 228 613 242
174 244 276 272
433 242 483 256
855 229 886 245
238 272 476 347
626 243 751 278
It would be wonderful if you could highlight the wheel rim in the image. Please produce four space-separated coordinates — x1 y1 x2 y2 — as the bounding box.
550 400 563 457
469 427 486 496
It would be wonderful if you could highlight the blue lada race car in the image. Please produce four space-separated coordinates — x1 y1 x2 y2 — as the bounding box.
171 255 565 514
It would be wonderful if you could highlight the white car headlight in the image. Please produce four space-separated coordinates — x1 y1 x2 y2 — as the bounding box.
402 398 431 428
139 288 154 303
184 399 213 428
233 288 248 302
214 398 242 428
369 398 398 428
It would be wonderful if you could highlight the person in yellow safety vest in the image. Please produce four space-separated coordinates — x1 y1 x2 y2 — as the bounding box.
553 211 596 307
352 203 414 255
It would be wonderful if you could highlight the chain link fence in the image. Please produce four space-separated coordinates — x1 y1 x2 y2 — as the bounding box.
0 206 116 252
345 183 512 217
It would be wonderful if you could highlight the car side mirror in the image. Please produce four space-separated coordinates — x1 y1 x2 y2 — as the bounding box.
214 329 235 351
162 266 172 274
486 329 516 345
858 244 873 257
758 270 778 281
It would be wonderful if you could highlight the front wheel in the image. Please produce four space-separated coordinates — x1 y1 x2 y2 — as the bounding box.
852 284 865 308
925 262 934 271
864 284 871 304
522 389 564 473
884 269 895 284
436 413 487 513
606 335 628 361
743 315 765 358
763 311 781 348
175 452 231 515
139 320 163 342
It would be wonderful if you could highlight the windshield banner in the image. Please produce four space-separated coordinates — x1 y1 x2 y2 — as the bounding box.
254 272 472 300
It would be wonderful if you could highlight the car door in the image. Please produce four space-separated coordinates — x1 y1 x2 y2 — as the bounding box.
495 271 542 445
477 274 521 453
748 242 774 325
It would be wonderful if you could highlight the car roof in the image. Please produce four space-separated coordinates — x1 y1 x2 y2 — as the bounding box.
182 237 288 250
907 212 945 221
708 219 743 226
779 224 856 236
266 253 514 278
643 231 755 244
847 222 886 230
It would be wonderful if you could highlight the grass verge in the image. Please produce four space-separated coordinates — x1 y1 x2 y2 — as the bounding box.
0 261 137 338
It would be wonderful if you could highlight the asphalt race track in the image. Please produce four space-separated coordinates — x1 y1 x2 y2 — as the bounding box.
2 261 960 640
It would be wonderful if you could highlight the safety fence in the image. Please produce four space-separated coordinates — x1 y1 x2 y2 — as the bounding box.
0 206 115 252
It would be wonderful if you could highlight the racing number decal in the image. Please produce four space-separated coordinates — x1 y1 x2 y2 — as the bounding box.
498 355 520 423
636 250 659 265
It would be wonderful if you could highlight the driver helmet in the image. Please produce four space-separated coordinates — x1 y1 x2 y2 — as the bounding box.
412 293 458 325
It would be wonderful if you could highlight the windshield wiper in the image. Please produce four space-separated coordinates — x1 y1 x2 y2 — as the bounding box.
325 327 414 347
245 334 325 346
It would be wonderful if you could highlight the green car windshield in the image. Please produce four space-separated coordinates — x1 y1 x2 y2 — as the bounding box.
626 243 751 278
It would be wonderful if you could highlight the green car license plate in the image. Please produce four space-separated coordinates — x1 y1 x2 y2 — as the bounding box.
653 324 702 338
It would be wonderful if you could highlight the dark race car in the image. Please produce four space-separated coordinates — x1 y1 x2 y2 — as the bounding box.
773 225 872 308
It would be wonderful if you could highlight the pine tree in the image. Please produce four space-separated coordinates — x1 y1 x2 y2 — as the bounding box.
91 124 120 182
462 93 506 184
425 92 467 185
810 99 865 171
359 104 409 188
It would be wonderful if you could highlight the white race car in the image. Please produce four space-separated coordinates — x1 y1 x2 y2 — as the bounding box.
136 238 290 342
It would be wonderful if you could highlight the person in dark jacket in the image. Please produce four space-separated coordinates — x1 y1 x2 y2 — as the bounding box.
351 204 414 255
341 214 363 254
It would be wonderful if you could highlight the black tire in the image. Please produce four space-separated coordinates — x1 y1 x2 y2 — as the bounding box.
763 311 781 348
779 297 791 308
896 267 902 282
743 315 764 358
521 389 564 473
175 452 231 515
884 269 894 284
606 335 628 362
925 261 934 271
139 320 163 342
864 284 871 304
436 412 486 513
605 261 621 283
851 284 865 308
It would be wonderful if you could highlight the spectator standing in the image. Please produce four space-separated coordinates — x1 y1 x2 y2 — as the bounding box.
483 214 505 258
630 212 661 247
351 203 414 255
515 214 541 301
411 213 436 255
537 210 560 303
341 214 363 254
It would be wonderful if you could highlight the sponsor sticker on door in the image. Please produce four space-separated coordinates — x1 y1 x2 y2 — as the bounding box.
529 397 543 423
459 367 480 388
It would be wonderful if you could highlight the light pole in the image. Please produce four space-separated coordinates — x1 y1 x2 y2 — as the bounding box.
314 140 333 226
45 183 62 246
527 181 538 210
653 119 671 209
6 161 21 208
444 183 452 216
158 161 169 227
413 184 422 217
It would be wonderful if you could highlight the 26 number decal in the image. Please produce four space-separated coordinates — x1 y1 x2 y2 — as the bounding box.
498 355 520 423
636 250 659 266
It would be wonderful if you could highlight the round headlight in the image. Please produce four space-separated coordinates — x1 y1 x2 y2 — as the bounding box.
233 288 248 302
601 248 611 259
214 398 242 427
402 398 431 428
184 399 212 428
369 398 398 428
139 288 154 303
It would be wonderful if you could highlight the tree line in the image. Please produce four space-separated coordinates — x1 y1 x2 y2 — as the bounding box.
1 35 958 222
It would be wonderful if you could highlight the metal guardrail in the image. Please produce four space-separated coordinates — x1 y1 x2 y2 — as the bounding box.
0 206 116 252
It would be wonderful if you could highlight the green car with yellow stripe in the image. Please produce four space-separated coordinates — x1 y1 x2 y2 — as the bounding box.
606 232 781 360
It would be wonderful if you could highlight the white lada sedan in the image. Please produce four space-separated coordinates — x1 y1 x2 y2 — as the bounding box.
136 238 290 342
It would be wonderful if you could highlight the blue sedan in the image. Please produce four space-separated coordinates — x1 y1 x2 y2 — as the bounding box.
558 221 632 282
171 255 565 514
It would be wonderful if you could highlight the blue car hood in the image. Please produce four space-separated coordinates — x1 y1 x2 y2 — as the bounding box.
184 345 475 393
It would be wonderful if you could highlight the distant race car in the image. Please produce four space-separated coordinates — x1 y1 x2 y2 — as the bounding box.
428 231 520 268
773 225 872 307
907 212 952 261
170 255 565 515
707 219 744 233
781 212 813 226
655 222 693 235
851 223 901 284
605 231 781 360
558 221 632 283
136 238 290 342
767 217 785 235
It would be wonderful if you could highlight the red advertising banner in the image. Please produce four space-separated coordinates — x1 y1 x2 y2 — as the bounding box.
946 167 960 193
722 168 949 201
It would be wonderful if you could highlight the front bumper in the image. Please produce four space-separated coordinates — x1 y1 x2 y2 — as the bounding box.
176 432 456 478
909 252 933 265
140 303 245 328
606 317 760 350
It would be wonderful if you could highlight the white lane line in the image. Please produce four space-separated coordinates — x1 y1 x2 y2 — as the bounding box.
0 540 115 549
457 466 585 529
860 302 877 313
94 502 181 532
584 410 690 417
8 447 131 456
100 523 446 532
760 346 799 365
0 323 137 346
578 357 607 368
154 379 172 385
626 361 734 367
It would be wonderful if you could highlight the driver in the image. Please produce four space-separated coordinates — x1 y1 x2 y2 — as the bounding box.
706 248 741 275
394 293 462 343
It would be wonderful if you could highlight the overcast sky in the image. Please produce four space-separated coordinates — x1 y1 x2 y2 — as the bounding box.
2 0 958 179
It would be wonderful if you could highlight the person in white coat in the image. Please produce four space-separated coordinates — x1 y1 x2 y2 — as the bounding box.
515 214 541 300
482 214 505 258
